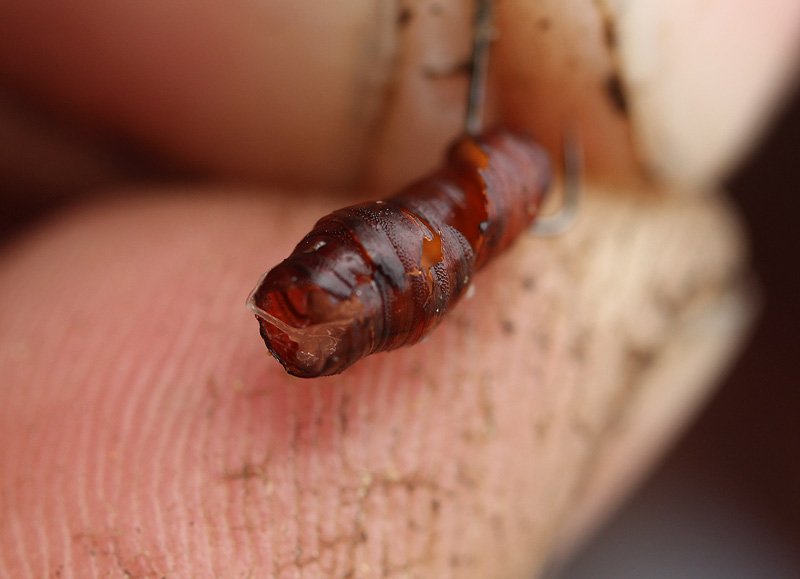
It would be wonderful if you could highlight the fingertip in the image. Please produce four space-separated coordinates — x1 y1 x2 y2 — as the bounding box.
0 188 752 576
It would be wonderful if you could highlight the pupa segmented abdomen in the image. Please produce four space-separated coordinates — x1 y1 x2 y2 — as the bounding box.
247 129 552 377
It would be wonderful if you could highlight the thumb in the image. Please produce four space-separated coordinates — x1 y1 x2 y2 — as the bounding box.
0 186 749 576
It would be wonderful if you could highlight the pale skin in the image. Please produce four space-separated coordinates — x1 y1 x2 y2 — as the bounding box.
1 1 799 577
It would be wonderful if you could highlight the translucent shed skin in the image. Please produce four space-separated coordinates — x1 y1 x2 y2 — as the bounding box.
247 130 552 377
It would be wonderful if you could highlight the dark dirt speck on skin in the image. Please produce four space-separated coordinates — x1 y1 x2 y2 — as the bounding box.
604 73 629 116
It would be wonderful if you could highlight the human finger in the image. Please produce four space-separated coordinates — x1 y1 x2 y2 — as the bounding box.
0 185 750 577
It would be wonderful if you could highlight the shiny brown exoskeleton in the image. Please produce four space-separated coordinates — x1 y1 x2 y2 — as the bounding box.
247 130 551 377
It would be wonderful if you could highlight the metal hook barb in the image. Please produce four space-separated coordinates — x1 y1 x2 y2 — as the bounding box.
530 129 583 237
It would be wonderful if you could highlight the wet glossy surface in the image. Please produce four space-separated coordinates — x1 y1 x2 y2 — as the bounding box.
248 130 551 377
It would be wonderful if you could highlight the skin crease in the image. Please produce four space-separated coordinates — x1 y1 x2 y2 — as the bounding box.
0 0 797 577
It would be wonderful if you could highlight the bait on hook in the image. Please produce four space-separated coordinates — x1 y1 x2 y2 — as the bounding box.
247 0 581 377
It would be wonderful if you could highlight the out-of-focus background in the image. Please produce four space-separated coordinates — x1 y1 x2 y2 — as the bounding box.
558 87 800 578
